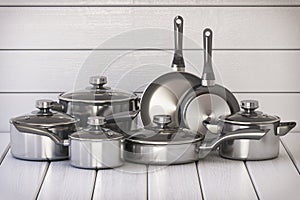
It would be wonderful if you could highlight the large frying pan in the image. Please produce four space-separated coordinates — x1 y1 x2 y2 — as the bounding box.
140 16 202 128
177 28 240 134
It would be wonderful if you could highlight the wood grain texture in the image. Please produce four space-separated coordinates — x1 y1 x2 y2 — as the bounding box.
148 163 202 200
1 50 300 93
93 163 147 200
246 144 300 199
0 133 10 164
1 0 299 6
281 132 300 173
38 161 96 200
0 7 299 49
0 151 48 200
197 152 257 200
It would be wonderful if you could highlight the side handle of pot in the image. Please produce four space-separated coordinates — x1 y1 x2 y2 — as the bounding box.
198 129 269 158
277 121 296 136
50 101 65 112
13 123 70 146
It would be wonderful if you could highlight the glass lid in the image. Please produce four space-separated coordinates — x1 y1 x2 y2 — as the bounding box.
125 115 204 145
220 100 280 125
59 76 137 103
10 99 77 127
69 116 123 141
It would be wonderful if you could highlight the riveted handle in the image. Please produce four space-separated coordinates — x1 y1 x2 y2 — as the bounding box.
171 15 185 72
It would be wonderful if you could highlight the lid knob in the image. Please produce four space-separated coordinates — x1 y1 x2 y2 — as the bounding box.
89 76 107 86
35 99 53 109
241 100 259 110
87 116 105 126
153 115 172 127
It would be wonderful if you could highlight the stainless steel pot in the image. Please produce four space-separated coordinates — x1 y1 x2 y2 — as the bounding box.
123 115 268 165
69 116 124 169
204 100 296 160
55 75 139 133
140 16 202 128
10 99 78 161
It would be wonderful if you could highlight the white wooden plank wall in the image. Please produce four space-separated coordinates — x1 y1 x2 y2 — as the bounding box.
0 2 299 133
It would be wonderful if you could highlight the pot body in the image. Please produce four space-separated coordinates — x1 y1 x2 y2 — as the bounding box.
59 98 139 133
123 140 201 165
69 138 123 169
10 124 72 161
219 123 279 160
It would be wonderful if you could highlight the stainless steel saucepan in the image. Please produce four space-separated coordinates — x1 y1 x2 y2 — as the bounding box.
123 115 268 165
177 28 239 134
140 16 202 128
203 100 296 160
10 99 78 161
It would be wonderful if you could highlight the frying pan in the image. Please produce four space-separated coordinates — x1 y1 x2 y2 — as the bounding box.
177 28 240 134
140 16 202 128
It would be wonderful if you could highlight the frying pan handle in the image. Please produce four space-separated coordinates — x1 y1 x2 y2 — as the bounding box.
13 123 70 146
198 128 269 158
171 15 185 72
201 28 215 86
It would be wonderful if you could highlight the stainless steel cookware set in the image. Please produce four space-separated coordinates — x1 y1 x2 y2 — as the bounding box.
9 16 296 169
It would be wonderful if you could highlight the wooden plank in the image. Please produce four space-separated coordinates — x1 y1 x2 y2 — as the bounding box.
197 152 257 200
0 151 48 200
281 132 300 173
246 144 300 199
0 50 300 93
0 7 300 49
1 93 299 132
38 161 96 200
148 163 202 200
93 163 147 199
1 0 299 6
0 133 10 164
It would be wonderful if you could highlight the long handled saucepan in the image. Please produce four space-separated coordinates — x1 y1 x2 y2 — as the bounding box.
140 16 202 128
177 28 240 134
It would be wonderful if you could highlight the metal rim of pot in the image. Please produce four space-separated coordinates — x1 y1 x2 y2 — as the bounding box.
140 15 202 128
58 76 139 104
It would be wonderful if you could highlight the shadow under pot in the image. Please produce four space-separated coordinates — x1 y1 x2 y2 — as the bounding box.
123 115 267 165
68 116 124 169
10 99 78 161
55 76 140 134
204 100 296 160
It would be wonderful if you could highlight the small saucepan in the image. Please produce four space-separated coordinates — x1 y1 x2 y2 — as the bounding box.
123 115 268 165
10 99 78 161
203 100 296 160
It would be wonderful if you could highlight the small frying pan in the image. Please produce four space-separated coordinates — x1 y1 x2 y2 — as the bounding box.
140 16 202 128
176 28 240 134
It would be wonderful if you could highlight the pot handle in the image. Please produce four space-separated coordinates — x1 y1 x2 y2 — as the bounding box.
277 121 296 136
13 123 69 146
50 101 65 112
198 129 269 158
171 15 185 72
105 110 140 124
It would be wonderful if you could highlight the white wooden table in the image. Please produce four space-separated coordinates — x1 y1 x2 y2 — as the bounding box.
0 132 299 200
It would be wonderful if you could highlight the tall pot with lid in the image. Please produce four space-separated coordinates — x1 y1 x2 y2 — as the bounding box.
55 75 140 133
204 100 296 160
